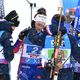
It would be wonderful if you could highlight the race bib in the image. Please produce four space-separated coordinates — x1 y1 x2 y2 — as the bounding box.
26 44 42 55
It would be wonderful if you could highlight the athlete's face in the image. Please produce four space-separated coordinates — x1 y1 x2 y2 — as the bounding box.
35 21 45 32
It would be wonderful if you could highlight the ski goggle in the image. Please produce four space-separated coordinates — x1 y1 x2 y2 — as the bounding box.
34 14 47 24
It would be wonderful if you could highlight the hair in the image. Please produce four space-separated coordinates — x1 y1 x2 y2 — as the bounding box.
34 7 47 18
51 14 66 27
53 14 66 23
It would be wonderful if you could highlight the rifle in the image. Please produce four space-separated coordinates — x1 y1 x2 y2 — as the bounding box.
50 7 63 80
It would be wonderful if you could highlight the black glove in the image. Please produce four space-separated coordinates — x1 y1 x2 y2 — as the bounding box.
19 32 25 40
19 27 31 40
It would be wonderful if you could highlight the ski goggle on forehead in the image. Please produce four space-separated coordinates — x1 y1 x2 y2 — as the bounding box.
34 14 47 27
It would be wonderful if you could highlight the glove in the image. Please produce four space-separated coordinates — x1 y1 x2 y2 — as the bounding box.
19 27 31 40
19 32 25 40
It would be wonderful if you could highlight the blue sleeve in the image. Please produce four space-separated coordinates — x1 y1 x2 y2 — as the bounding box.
68 34 80 63
1 31 14 62
0 21 11 30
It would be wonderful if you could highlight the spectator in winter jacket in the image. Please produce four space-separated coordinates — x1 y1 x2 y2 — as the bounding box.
0 10 20 80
